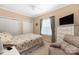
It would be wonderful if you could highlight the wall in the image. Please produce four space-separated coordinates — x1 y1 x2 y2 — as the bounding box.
0 8 33 34
23 20 33 34
57 25 74 43
33 4 79 42
0 18 19 35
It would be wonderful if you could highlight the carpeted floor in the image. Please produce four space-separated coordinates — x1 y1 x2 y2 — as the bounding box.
22 41 50 55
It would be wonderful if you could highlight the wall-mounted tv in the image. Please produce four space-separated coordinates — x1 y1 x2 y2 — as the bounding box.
59 14 74 25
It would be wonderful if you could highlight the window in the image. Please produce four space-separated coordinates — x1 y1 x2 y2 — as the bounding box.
41 18 52 35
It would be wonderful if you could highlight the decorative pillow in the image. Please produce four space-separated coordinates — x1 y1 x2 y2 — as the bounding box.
64 34 79 48
60 41 79 54
50 42 61 48
0 32 13 44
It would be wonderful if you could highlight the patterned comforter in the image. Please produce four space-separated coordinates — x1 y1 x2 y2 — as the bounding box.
12 33 44 53
0 32 44 54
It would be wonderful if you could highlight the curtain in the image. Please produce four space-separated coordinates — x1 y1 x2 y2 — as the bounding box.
50 16 56 42
23 21 33 34
0 17 19 35
40 19 42 35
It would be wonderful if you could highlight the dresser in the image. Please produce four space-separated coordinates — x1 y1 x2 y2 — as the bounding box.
1 46 20 55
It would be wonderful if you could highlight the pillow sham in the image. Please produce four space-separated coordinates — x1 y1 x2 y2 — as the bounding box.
0 32 13 44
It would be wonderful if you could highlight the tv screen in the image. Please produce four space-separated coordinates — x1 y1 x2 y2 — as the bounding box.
59 14 74 25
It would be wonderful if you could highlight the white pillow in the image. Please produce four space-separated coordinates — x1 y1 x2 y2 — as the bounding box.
0 32 13 44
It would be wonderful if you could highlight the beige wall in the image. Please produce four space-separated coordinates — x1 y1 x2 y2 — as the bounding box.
1 5 79 37
33 4 79 41
0 8 32 34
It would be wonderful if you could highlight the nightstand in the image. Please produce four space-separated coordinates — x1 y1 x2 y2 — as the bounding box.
1 46 20 55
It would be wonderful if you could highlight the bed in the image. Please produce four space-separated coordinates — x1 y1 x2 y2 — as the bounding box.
0 32 44 54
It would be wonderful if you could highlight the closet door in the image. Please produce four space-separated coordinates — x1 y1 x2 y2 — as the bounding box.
23 21 33 34
0 17 19 35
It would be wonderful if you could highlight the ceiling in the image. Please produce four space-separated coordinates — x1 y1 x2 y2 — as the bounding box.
0 4 69 17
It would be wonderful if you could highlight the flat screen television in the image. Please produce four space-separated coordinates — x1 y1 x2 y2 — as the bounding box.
59 14 74 25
